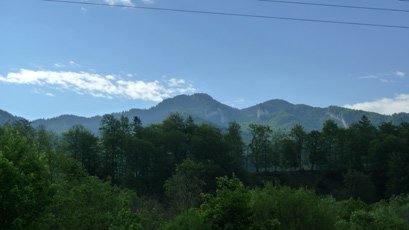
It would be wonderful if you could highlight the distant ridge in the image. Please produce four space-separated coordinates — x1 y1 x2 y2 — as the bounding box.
0 109 21 125
1 93 408 134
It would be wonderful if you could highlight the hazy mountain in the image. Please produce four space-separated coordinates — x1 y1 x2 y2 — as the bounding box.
33 115 102 134
122 93 242 126
1 93 409 134
240 100 408 131
0 109 21 125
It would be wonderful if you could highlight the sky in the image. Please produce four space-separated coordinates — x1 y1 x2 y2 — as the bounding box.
1 0 409 120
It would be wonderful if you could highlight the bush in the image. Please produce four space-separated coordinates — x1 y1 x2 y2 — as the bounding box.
250 184 338 230
163 209 210 230
200 176 252 230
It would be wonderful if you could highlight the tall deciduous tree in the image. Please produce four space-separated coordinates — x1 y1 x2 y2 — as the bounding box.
249 124 272 172
306 130 325 170
62 125 100 176
100 114 129 184
347 116 377 170
321 120 340 169
0 125 52 229
289 124 306 170
201 176 251 230
164 159 206 214
224 121 245 174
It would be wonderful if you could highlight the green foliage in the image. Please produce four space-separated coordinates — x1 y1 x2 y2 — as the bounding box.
336 195 409 230
163 209 210 230
62 125 100 175
306 130 326 170
100 114 129 184
337 198 368 221
135 196 166 230
250 184 338 230
387 152 409 196
279 137 298 170
164 159 206 213
39 176 139 230
344 170 376 203
346 209 407 230
224 121 246 174
201 176 252 230
288 124 306 169
4 113 409 230
109 207 143 230
0 125 52 229
249 124 272 172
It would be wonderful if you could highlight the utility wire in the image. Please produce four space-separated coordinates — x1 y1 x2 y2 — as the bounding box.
42 0 409 30
258 0 409 13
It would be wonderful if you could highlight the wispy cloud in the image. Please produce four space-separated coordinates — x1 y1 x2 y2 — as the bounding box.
344 94 409 115
105 0 135 6
104 0 153 6
395 70 406 77
359 70 406 83
54 63 65 68
54 60 81 68
32 88 55 97
228 98 252 109
168 78 186 87
69 60 80 67
141 0 154 4
0 69 196 102
359 75 389 83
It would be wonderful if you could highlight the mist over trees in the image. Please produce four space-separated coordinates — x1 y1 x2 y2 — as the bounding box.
2 114 409 229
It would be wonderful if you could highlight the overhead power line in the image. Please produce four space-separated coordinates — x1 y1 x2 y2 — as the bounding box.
42 0 409 30
258 0 409 13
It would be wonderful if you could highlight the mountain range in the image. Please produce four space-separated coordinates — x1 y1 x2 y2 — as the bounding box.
2 93 409 134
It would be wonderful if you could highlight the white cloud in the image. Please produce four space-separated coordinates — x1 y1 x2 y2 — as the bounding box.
54 63 65 68
168 78 185 87
227 98 251 109
105 0 135 6
359 75 389 83
395 71 406 77
105 75 116 80
0 69 196 102
69 60 80 67
32 88 55 97
234 98 246 103
360 75 379 80
359 70 406 83
141 0 154 4
344 94 409 115
54 61 80 68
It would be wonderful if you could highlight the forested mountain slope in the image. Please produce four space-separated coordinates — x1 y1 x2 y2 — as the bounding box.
2 93 409 134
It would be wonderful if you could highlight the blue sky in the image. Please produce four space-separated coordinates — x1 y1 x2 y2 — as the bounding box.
1 0 408 120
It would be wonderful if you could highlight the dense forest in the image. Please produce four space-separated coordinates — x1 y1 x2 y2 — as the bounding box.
2 114 409 229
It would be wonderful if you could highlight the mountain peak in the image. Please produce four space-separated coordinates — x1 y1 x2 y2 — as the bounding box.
2 93 409 134
155 93 218 109
0 109 21 125
243 98 294 113
191 93 214 100
262 99 294 107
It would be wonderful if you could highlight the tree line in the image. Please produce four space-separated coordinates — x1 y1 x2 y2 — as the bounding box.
248 116 409 201
1 114 409 229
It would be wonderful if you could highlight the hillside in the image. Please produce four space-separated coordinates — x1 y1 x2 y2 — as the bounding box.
0 109 21 125
1 93 408 134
